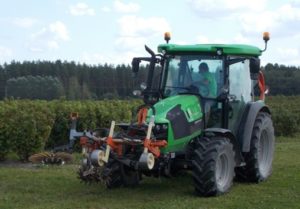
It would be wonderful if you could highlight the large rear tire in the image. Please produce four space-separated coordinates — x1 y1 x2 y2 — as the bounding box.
236 112 275 182
192 137 235 196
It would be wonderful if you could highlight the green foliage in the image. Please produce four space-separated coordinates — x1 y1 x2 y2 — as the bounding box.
0 99 142 161
264 64 300 95
0 100 55 161
0 61 146 100
0 104 10 160
6 75 64 100
267 96 300 136
47 99 141 148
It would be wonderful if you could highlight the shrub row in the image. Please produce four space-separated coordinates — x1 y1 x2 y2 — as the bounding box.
0 100 55 161
267 96 300 137
0 96 298 161
0 99 142 161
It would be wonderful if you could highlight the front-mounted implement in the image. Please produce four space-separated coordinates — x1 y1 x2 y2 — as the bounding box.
75 32 275 196
72 112 169 187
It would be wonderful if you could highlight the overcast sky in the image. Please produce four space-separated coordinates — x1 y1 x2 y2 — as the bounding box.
0 0 300 66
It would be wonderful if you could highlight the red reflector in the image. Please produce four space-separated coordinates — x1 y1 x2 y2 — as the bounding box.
80 137 88 145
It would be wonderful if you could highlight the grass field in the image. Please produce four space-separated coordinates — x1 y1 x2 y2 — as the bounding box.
0 136 299 209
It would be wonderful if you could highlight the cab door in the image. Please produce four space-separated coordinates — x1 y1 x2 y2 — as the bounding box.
228 58 252 135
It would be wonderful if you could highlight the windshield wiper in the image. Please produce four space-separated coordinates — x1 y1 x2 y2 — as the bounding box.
165 85 190 90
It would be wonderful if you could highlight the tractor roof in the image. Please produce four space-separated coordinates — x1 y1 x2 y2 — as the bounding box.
158 44 262 56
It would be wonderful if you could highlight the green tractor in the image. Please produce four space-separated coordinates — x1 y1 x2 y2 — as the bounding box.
75 32 274 196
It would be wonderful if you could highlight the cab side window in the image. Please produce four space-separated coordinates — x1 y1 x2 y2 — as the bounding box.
229 59 251 103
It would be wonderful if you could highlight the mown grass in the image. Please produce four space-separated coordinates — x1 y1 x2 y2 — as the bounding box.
1 137 300 209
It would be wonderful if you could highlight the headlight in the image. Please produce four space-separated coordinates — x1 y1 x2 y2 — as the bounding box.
153 123 168 140
154 124 161 131
154 124 168 131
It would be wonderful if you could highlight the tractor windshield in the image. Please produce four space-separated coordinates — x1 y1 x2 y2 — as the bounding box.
162 55 224 98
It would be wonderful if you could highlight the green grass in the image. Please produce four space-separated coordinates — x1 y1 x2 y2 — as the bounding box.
1 138 300 209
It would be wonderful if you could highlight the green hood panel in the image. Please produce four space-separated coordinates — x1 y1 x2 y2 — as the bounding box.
147 95 203 123
146 95 203 153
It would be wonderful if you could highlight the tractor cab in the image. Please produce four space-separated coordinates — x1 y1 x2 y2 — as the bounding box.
132 40 265 132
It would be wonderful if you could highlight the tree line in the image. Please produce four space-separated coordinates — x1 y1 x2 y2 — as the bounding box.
0 60 147 100
263 63 300 96
0 61 299 100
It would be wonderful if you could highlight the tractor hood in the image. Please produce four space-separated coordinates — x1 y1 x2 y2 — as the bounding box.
147 95 203 124
146 94 204 152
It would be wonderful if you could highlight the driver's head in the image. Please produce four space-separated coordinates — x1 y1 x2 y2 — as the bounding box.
199 62 209 73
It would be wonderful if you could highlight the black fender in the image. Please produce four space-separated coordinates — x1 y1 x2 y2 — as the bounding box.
204 128 242 165
237 101 271 152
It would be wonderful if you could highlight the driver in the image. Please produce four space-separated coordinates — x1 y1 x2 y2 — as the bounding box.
198 62 217 97
197 62 217 125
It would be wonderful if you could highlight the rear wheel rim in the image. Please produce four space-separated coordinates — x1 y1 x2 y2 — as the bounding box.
216 153 229 188
258 130 272 176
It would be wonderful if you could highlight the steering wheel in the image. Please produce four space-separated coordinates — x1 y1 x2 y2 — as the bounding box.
192 81 210 97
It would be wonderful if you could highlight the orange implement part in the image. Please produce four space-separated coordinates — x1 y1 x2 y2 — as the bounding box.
258 71 265 100
144 138 167 158
70 112 79 120
137 108 148 125
107 136 123 156
80 136 88 146
80 137 102 151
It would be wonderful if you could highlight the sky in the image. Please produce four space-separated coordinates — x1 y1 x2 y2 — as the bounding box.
0 0 300 66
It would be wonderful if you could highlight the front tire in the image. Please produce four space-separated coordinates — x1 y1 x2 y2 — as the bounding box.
103 160 123 189
192 137 235 196
121 165 140 187
103 160 140 188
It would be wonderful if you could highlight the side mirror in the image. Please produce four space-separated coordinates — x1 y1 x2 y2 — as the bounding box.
250 58 260 75
132 58 140 74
